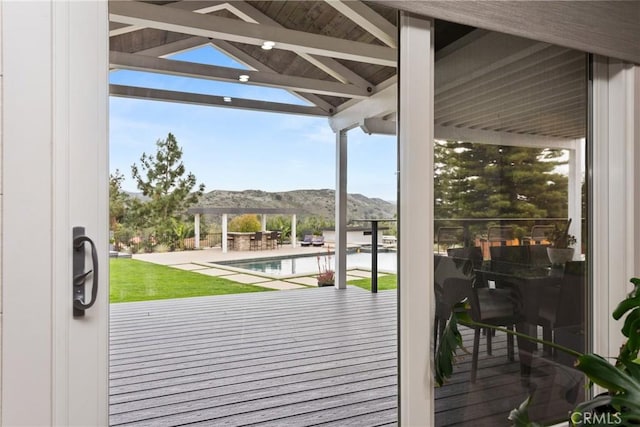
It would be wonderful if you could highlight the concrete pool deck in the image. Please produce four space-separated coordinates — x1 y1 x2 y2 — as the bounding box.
129 245 393 291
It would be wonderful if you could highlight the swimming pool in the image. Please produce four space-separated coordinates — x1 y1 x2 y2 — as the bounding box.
218 252 397 276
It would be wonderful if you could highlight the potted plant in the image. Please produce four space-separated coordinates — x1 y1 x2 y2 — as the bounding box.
546 219 577 265
435 277 640 426
316 249 335 286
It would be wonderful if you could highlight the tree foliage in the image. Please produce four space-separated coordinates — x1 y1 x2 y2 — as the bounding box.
434 141 569 236
130 133 205 247
109 169 130 229
229 214 261 232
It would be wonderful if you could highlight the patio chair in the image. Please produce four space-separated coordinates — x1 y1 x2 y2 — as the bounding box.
436 226 464 253
227 234 235 251
522 225 554 245
250 231 263 250
300 234 313 247
311 235 325 247
537 261 586 358
266 231 278 249
485 225 515 246
434 255 473 357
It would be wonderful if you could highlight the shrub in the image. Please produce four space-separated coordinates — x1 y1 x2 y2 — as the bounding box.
229 214 261 232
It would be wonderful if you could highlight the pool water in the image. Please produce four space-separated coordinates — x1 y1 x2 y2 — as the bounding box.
219 252 397 276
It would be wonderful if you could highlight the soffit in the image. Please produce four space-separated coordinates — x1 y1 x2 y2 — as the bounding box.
108 1 586 140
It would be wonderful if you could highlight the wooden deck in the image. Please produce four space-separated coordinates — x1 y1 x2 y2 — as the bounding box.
110 287 581 426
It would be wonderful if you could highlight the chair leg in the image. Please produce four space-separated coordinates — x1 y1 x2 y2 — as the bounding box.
486 328 493 355
543 326 553 356
471 328 480 383
433 318 439 358
507 325 515 361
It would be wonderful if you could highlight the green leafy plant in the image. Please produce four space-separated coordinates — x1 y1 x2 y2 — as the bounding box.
435 277 640 426
546 219 577 249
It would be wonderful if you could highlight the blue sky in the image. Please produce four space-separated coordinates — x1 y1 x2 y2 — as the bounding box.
109 45 397 201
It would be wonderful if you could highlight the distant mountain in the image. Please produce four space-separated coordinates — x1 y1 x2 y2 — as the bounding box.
198 189 396 222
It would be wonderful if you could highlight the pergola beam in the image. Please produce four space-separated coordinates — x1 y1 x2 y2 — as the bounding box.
109 84 329 117
109 1 397 67
224 1 374 88
133 36 210 58
109 1 228 37
207 39 334 112
325 0 397 48
329 82 396 131
110 51 370 99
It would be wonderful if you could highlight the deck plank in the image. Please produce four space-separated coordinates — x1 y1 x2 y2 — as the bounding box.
110 286 578 426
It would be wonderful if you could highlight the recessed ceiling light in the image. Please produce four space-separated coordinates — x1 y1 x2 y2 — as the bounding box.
238 74 249 82
261 41 275 50
223 96 232 102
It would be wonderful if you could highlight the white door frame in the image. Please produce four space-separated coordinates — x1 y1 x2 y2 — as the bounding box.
2 1 109 425
397 12 435 425
591 57 640 361
397 15 640 426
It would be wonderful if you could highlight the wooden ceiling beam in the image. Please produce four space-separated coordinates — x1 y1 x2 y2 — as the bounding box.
208 40 335 112
109 1 228 37
109 1 397 67
223 1 374 88
325 0 397 48
109 84 330 117
110 51 370 98
329 82 396 131
132 37 209 58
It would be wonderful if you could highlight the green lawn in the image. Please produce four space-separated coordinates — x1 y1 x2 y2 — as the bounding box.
347 274 397 292
110 258 272 303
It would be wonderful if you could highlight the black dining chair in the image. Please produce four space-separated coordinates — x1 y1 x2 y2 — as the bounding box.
250 231 263 250
442 273 521 383
265 231 278 249
537 261 586 358
433 255 473 357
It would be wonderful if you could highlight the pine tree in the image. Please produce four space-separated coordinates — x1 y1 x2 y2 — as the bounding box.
131 133 205 247
435 140 569 236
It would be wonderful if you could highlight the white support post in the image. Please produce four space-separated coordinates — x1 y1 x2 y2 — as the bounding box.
398 12 434 425
261 214 267 232
335 129 348 290
194 213 201 249
592 58 640 362
567 141 582 259
291 214 297 247
222 213 228 253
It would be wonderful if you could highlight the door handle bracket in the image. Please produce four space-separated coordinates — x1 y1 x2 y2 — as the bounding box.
73 226 99 317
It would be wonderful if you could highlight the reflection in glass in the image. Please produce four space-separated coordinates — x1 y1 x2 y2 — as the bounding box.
432 25 587 426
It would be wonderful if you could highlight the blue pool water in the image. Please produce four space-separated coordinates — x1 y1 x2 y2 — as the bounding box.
219 252 397 276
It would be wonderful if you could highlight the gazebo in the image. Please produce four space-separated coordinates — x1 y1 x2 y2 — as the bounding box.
187 207 299 252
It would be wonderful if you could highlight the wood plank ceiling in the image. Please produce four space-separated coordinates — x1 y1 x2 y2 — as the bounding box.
108 1 586 140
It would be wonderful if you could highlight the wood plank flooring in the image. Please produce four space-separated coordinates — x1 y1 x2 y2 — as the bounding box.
110 287 582 426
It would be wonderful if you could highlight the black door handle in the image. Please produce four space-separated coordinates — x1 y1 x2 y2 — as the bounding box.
73 227 99 317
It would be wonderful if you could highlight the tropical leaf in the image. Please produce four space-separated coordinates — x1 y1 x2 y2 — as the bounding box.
434 310 465 386
507 396 544 427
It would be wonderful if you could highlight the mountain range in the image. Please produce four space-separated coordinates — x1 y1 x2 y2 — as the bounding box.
198 189 396 221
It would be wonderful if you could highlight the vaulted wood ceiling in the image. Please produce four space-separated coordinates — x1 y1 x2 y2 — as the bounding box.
109 1 586 140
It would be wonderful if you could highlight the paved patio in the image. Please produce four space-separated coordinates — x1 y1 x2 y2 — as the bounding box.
130 246 389 290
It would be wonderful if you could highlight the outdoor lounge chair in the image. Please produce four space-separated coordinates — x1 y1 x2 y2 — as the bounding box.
300 235 313 247
311 236 325 247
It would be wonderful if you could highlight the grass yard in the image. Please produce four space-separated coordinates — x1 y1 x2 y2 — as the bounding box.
110 258 272 303
347 274 397 292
